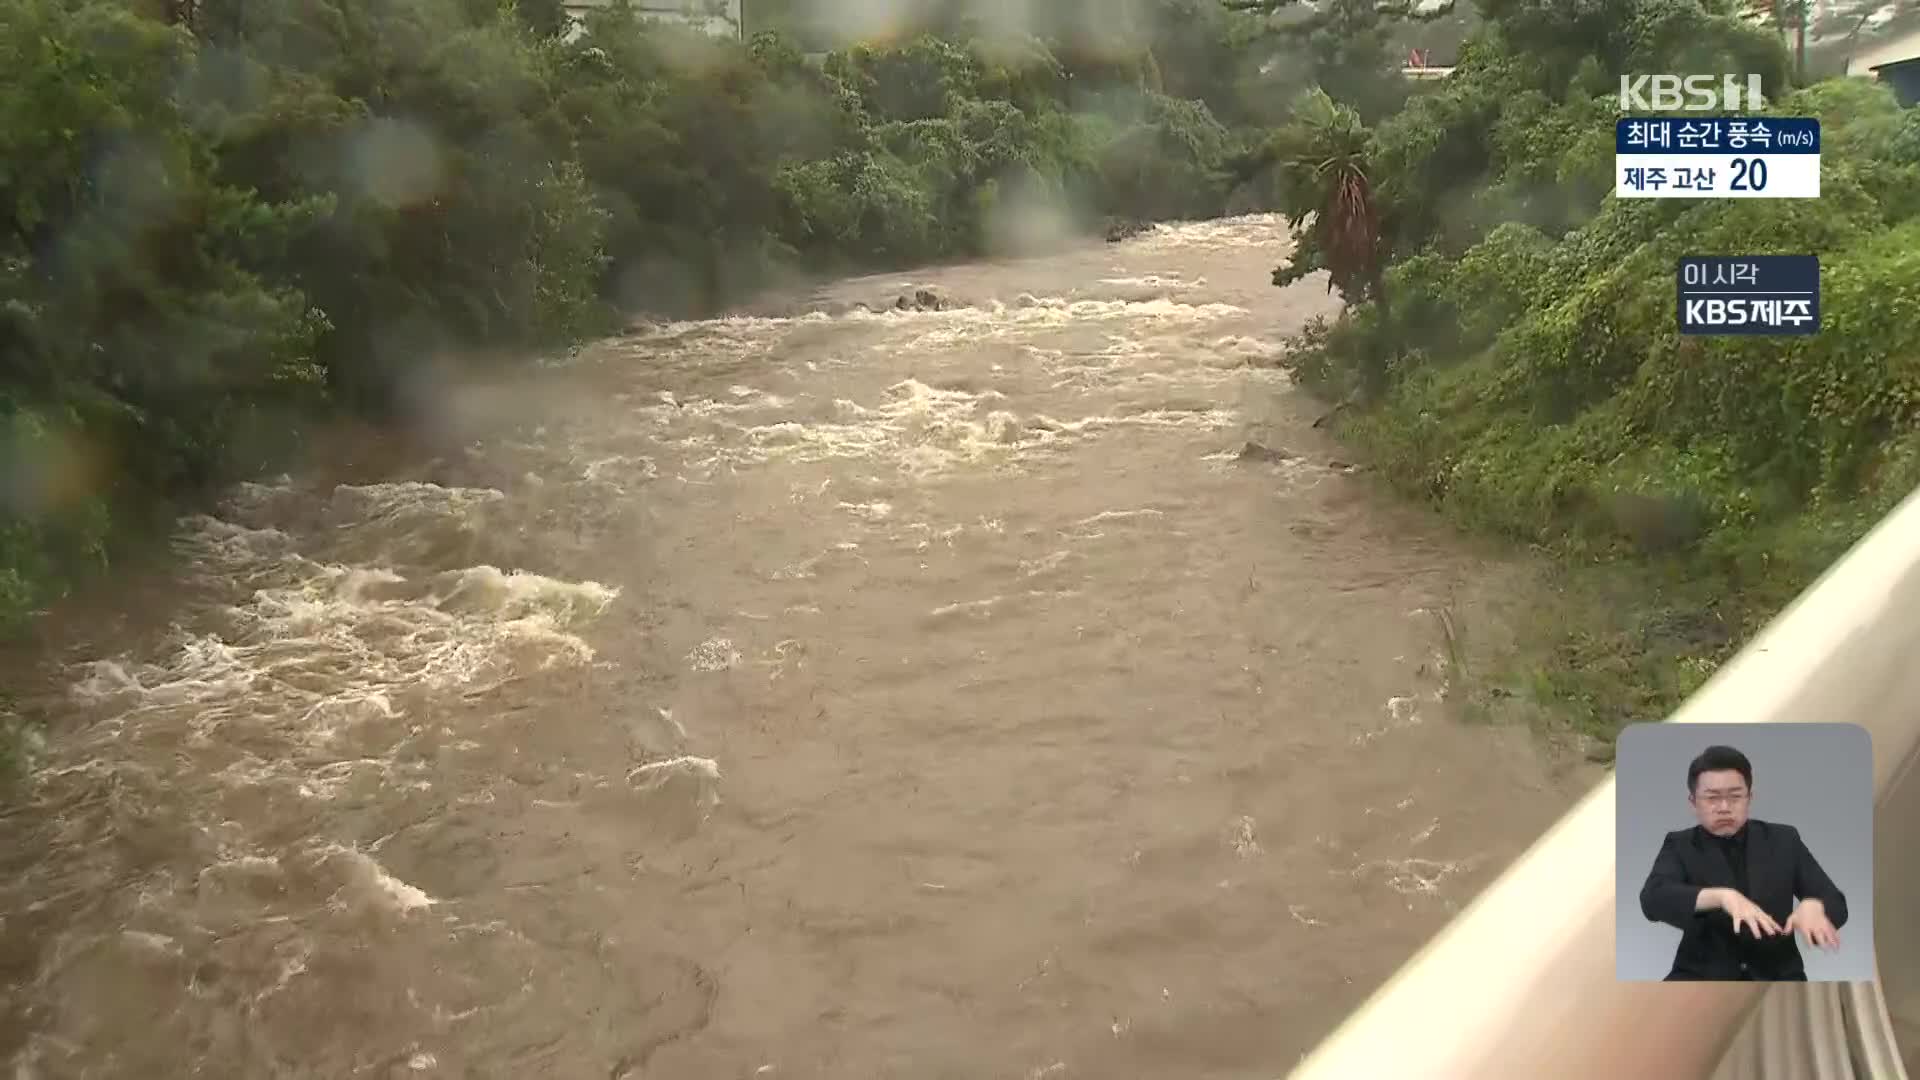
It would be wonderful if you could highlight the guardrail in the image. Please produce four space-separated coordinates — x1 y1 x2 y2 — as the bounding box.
1289 484 1920 1079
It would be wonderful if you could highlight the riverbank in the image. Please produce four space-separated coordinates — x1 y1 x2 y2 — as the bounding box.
1267 360 1734 761
1284 271 1917 757
1257 0 1920 754
1283 210 1920 759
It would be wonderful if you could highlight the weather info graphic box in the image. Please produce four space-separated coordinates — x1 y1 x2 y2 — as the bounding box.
1617 117 1820 199
1677 256 1819 336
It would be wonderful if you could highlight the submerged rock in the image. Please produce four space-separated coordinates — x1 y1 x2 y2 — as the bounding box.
1235 441 1297 464
895 288 948 311
814 286 956 315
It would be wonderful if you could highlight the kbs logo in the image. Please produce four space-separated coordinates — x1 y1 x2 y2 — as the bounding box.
1619 74 1766 112
1681 297 1813 328
1676 256 1819 337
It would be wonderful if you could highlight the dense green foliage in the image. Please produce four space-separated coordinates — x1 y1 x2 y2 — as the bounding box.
1281 0 1920 744
7 0 1421 630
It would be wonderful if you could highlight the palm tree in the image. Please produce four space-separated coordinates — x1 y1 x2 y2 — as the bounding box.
1272 88 1394 398
1274 88 1388 317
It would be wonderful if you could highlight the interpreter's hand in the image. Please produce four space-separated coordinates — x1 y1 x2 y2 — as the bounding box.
1714 888 1784 940
1785 899 1842 951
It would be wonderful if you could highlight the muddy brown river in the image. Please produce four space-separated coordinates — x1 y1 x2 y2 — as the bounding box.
1 216 1601 1078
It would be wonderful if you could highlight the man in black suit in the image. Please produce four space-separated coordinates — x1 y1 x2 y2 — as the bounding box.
1638 744 1848 981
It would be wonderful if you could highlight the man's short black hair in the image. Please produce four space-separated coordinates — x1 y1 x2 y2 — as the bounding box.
1688 745 1753 793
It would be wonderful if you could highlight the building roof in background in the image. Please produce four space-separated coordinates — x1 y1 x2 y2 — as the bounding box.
562 0 743 39
1845 22 1920 74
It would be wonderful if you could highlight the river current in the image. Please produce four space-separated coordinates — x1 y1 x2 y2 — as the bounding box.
1 215 1597 1078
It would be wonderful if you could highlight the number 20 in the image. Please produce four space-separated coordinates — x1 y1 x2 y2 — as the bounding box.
1729 158 1768 192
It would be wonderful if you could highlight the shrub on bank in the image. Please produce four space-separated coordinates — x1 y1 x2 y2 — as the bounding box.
1311 83 1918 561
